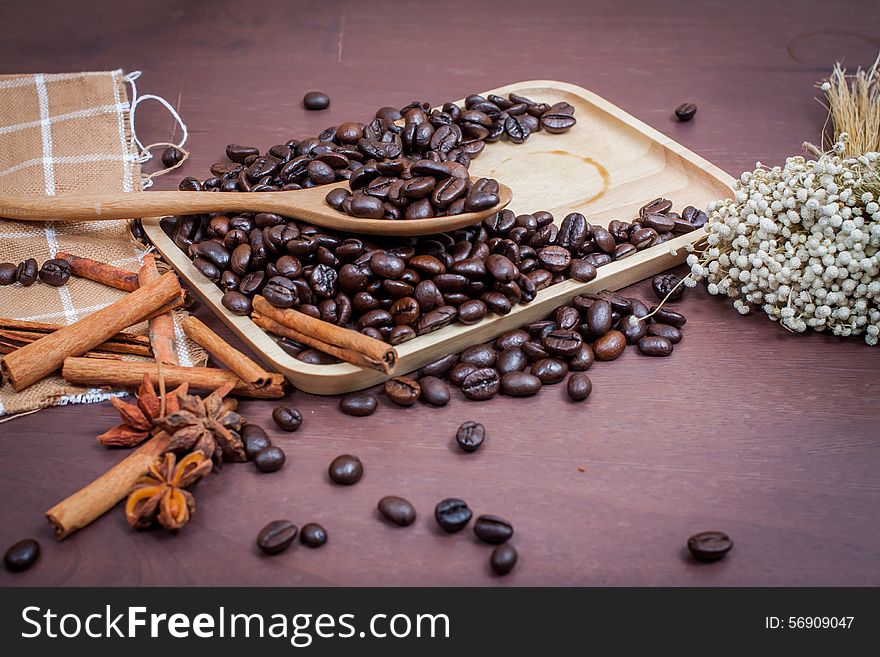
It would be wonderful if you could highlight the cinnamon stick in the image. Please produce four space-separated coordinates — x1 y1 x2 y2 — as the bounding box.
139 254 178 365
182 315 273 387
0 271 183 390
46 431 171 540
0 329 153 356
0 317 152 348
252 296 397 374
62 357 285 399
56 251 139 292
0 341 123 360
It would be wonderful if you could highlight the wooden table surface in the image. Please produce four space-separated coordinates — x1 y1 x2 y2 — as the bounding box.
2 0 879 586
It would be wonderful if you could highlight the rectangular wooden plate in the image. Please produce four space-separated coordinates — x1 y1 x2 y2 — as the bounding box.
143 79 735 394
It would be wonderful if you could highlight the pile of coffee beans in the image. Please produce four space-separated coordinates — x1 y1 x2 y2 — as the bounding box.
241 423 287 473
0 257 69 287
166 197 700 354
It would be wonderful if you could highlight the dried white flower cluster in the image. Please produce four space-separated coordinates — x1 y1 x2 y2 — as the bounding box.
686 135 880 344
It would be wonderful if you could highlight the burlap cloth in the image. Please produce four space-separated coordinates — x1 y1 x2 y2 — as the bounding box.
0 70 204 418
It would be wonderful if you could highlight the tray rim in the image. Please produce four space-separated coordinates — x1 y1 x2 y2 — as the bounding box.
143 79 736 394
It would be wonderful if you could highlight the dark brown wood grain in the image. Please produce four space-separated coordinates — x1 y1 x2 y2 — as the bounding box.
1 0 879 586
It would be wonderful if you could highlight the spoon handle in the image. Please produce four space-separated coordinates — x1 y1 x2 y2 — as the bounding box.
0 191 295 222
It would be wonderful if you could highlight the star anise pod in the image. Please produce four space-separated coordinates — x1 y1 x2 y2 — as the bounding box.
157 382 246 466
125 451 212 530
97 375 188 447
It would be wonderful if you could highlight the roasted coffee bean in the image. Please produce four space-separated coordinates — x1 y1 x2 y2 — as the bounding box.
221 290 252 315
0 263 16 286
329 454 364 485
458 299 488 324
687 530 732 562
648 323 682 343
537 246 570 272
417 375 450 406
349 194 385 218
675 103 697 122
303 91 330 110
420 353 459 378
455 421 485 453
242 424 272 460
38 258 70 286
460 344 497 368
257 520 297 555
613 243 637 260
263 276 298 308
643 212 675 233
593 330 627 360
384 375 421 406
449 362 478 387
640 198 672 216
300 523 327 548
474 514 514 544
435 498 472 533
650 306 687 327
652 273 684 301
569 259 597 282
567 373 592 401
496 347 528 375
496 329 530 351
461 367 501 401
501 371 542 396
543 329 582 357
630 227 658 249
621 315 648 344
417 305 457 334
490 543 518 575
531 358 567 384
272 405 302 432
14 258 38 286
4 538 40 572
254 446 286 473
586 299 613 335
378 496 417 526
161 146 184 168
486 254 517 282
339 392 378 417
637 335 673 356
541 112 576 133
568 344 594 371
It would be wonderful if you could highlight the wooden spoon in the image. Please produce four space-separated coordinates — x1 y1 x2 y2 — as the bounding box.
0 180 512 237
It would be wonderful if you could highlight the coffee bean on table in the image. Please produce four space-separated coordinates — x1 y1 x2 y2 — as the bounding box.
419 376 450 406
339 393 378 416
638 335 673 356
329 454 363 485
38 258 70 286
15 258 38 286
490 543 518 575
4 538 40 572
378 496 417 526
241 424 271 460
254 446 286 472
456 421 485 453
300 522 328 548
567 373 592 401
272 405 302 431
384 376 421 406
461 368 501 401
501 371 542 397
675 103 697 122
650 306 687 328
448 362 478 387
687 530 733 562
648 323 682 343
593 331 626 361
530 358 567 384
303 91 330 110
161 146 184 168
435 498 472 533
257 520 298 555
474 514 514 544
221 290 252 315
0 263 17 286
652 274 684 301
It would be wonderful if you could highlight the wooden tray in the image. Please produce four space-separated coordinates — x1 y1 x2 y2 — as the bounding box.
143 79 735 394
